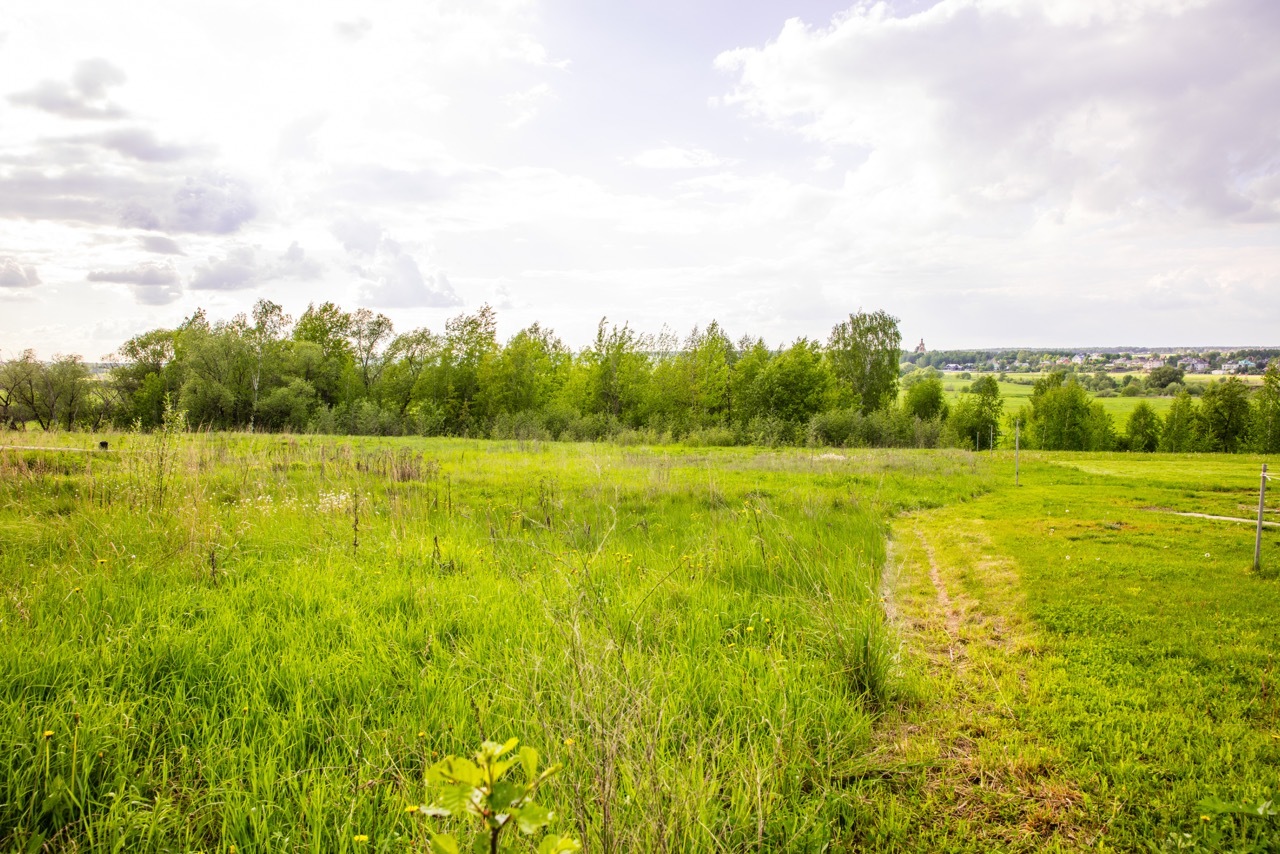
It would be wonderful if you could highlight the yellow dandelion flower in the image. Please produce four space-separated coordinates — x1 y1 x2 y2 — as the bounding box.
229 847 237 853
405 805 420 813
1200 815 1211 822
563 737 575 746
97 559 107 565
354 834 369 843
417 731 426 738
746 626 754 633
42 730 54 738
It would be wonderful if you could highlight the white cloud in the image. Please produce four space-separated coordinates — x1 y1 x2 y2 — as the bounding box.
356 237 460 308
0 257 41 288
629 145 727 170
716 0 1280 223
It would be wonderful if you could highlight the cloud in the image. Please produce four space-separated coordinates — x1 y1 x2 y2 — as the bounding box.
170 173 258 234
0 257 41 289
356 238 461 308
334 18 373 42
0 169 257 234
327 164 455 205
138 235 185 255
505 83 552 128
629 145 727 170
87 261 179 286
85 128 194 162
189 242 324 291
716 0 1280 222
191 246 259 291
276 241 324 279
331 216 383 255
8 58 128 120
88 260 182 305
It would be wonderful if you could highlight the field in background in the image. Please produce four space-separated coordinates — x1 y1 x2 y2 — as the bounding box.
939 372 1266 422
2 434 1277 851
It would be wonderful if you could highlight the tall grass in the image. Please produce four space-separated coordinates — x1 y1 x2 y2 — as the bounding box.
0 435 987 851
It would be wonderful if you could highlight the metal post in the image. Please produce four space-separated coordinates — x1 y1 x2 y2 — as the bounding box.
1015 420 1020 487
1256 463 1268 571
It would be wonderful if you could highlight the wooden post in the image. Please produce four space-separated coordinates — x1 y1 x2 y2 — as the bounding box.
989 425 994 455
1015 419 1020 487
1256 463 1268 571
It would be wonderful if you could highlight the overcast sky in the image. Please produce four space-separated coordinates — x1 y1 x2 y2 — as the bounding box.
2 0 1278 359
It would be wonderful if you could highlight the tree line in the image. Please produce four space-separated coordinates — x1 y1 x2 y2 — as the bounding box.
1020 370 1280 454
1 300 1276 454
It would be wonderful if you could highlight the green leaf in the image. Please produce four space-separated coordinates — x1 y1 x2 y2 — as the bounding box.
519 745 539 780
508 801 553 835
431 757 483 787
429 832 460 854
433 782 480 815
489 780 525 812
538 834 582 854
489 758 518 782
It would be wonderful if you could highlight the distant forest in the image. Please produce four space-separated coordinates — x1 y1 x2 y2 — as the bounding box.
2 301 1278 453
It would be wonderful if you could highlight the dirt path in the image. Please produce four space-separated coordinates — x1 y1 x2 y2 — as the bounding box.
854 509 1093 851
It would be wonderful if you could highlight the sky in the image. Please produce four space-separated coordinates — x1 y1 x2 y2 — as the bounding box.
1 0 1278 360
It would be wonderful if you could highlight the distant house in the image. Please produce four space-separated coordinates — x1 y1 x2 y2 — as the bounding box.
1071 354 1086 365
944 363 963 371
1238 359 1257 371
1142 358 1165 370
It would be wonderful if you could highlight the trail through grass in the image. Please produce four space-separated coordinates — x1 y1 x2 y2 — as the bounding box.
858 452 1280 851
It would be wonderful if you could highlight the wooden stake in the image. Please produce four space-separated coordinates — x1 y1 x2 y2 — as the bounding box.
1256 463 1268 571
1015 419 1020 487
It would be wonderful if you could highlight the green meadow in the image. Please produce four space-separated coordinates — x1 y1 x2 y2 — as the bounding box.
940 372 1267 423
1 433 1278 851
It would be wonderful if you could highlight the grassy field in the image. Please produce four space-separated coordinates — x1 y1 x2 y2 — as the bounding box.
2 433 1278 851
940 373 1265 422
0 433 985 852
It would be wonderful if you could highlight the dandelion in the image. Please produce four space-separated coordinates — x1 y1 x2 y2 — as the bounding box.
353 835 369 843
746 626 755 633
417 731 426 738
1201 815 1211 822
563 737 575 747
97 559 107 565
405 805 421 813
1204 553 1211 558
42 730 54 738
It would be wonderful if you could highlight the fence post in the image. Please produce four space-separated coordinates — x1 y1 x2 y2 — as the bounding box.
1015 419 1020 487
1256 463 1268 571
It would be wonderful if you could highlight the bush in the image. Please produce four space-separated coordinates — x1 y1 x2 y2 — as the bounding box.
683 426 738 447
808 408 862 447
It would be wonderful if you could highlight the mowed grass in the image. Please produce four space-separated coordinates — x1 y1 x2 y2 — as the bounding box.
853 451 1280 851
0 434 988 852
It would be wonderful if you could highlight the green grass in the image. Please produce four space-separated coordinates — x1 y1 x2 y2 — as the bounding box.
939 373 1266 422
4 434 1278 851
0 434 986 851
852 452 1280 851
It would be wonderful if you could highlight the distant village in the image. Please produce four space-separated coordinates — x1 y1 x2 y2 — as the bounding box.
902 341 1279 376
